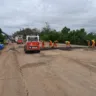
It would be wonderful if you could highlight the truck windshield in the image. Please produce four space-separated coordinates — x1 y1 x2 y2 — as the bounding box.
18 37 23 40
28 37 38 41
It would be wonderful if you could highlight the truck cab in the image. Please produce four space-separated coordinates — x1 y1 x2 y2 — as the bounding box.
24 35 40 53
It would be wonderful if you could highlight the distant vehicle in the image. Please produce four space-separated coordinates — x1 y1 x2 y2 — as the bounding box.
24 35 40 53
15 35 23 44
17 38 23 44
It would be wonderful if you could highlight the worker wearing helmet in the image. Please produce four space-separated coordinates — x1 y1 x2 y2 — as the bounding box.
49 40 53 47
65 41 68 47
92 40 95 48
53 40 58 48
67 41 71 47
68 41 71 47
65 41 71 47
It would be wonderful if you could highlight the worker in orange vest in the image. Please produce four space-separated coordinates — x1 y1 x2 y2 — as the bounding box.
53 40 58 48
49 40 53 47
68 41 71 47
42 41 45 48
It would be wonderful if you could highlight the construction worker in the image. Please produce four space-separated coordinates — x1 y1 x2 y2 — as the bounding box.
49 40 53 47
53 40 58 48
42 41 45 48
67 41 71 47
65 41 71 47
68 41 71 47
92 39 95 48
65 41 68 47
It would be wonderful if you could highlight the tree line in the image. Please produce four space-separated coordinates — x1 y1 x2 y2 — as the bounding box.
13 28 40 40
12 24 96 45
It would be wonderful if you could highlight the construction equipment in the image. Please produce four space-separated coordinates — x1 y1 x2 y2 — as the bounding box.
17 38 23 44
15 35 23 44
24 35 40 53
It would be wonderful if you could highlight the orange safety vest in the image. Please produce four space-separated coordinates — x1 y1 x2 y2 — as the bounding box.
53 42 57 47
42 42 45 48
49 41 52 46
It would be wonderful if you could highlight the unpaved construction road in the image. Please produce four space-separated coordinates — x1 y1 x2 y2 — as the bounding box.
0 43 96 96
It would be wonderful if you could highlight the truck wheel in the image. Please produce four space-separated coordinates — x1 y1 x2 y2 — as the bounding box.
38 50 40 53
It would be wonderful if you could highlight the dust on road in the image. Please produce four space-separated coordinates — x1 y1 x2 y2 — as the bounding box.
1 43 96 96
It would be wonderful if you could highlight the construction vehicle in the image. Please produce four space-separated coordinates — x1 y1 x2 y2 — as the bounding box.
15 35 23 44
24 35 40 53
17 38 23 44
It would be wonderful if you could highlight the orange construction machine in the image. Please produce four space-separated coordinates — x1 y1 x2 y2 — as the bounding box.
17 38 23 44
15 35 23 44
24 35 40 53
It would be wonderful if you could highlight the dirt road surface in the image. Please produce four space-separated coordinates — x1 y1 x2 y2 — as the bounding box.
0 43 96 96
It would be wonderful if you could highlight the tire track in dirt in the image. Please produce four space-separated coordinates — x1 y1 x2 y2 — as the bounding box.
0 53 10 96
0 44 28 96
21 62 46 69
61 55 96 74
0 52 10 78
13 50 29 96
20 51 57 69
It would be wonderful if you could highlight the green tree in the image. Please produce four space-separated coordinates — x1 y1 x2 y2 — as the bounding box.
0 28 5 43
13 25 96 45
61 26 70 41
61 26 70 34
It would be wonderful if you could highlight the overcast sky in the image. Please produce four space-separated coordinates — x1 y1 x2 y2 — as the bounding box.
0 0 96 34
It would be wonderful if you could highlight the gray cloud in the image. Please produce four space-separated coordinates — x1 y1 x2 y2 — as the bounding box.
0 0 96 34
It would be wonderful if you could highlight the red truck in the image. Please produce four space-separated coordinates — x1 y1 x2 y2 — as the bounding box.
24 35 40 53
17 39 23 44
15 35 23 44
